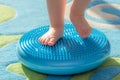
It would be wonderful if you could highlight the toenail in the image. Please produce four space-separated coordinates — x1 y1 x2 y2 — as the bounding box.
48 42 54 46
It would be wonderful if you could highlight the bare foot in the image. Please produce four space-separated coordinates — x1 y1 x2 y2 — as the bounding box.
39 27 63 46
70 13 92 38
76 26 92 38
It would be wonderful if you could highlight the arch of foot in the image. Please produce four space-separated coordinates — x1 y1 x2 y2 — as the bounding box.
85 3 120 28
0 4 16 23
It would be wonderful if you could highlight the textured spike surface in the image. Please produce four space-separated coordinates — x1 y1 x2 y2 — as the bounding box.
18 24 110 75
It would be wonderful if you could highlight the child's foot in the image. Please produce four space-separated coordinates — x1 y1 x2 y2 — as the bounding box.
39 27 63 46
70 13 92 38
76 25 92 38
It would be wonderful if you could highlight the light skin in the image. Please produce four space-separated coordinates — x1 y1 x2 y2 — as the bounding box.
39 0 92 46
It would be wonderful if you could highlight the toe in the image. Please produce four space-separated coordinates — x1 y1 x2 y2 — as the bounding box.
44 38 50 45
39 38 42 43
39 38 42 42
48 42 55 46
39 37 45 44
48 38 57 46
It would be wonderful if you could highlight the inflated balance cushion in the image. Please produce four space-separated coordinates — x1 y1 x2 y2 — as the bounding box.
18 24 110 75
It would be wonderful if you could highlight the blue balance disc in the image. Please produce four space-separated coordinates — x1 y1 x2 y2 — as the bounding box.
18 24 110 75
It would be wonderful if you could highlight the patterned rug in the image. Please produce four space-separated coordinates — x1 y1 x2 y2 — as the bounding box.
0 0 120 80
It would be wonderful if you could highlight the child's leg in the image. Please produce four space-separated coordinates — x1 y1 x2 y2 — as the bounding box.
70 0 92 38
39 0 66 46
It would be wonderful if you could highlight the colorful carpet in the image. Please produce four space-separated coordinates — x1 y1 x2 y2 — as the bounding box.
0 0 120 80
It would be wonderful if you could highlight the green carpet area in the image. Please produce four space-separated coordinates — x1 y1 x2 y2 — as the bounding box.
7 58 120 80
0 4 16 23
0 35 21 48
113 74 120 80
7 62 47 80
71 58 120 80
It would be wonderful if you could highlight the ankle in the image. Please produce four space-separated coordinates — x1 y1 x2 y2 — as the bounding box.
70 14 84 28
70 12 90 28
49 26 64 33
70 12 84 23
